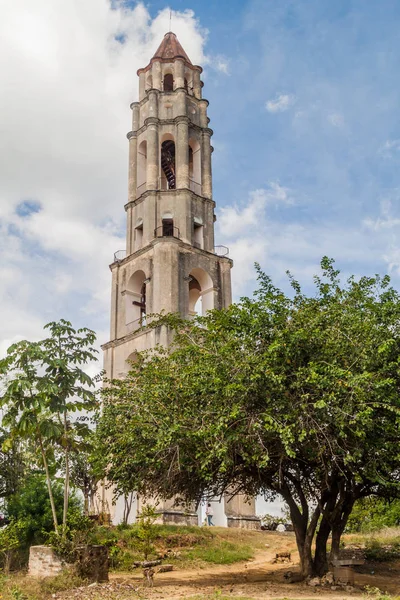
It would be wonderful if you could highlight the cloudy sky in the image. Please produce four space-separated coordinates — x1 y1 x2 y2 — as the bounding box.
1 0 400 356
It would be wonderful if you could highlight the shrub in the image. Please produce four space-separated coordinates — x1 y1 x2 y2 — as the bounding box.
364 539 400 562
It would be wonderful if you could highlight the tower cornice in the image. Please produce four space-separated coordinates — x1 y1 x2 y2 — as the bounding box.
126 119 213 138
124 188 216 211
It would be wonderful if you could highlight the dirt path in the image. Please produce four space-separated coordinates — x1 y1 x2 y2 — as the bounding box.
107 537 400 600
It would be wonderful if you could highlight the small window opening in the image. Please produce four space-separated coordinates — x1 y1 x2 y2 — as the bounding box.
161 140 176 189
164 73 174 91
162 218 174 237
189 146 194 179
184 78 188 92
134 222 143 251
193 222 204 249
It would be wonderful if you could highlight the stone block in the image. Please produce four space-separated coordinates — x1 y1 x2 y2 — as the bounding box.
227 516 261 530
29 546 64 578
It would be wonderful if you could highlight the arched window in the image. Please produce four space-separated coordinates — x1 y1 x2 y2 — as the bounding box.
125 270 147 330
184 78 188 92
187 268 214 316
163 73 174 91
162 218 174 236
146 74 152 91
137 140 147 195
161 139 176 189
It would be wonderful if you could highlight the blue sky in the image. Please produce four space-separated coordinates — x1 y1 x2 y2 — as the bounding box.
1 0 400 355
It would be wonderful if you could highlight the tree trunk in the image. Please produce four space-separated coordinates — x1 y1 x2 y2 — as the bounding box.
63 414 69 534
281 488 320 579
330 527 341 562
329 497 355 564
313 517 331 576
84 491 89 516
38 433 59 532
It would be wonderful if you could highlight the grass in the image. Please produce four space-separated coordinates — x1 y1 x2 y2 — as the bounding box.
88 524 264 571
0 569 87 600
343 526 400 562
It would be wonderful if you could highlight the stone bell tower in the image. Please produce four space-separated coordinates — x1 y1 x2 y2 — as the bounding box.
102 33 259 529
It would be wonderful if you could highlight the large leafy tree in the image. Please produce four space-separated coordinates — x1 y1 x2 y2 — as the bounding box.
0 320 98 535
98 259 400 578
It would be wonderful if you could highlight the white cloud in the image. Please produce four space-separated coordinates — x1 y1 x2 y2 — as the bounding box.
218 182 292 238
265 94 296 113
328 112 345 128
0 1 208 352
212 55 230 74
379 139 400 158
216 183 397 298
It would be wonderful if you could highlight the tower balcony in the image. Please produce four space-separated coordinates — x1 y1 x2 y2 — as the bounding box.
154 224 180 239
113 244 229 264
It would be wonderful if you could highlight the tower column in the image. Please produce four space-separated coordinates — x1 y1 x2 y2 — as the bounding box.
201 129 213 199
152 61 162 90
146 118 159 190
175 59 185 89
176 116 189 189
193 69 202 99
128 132 137 202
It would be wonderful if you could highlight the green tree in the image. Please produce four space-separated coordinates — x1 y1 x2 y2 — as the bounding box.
98 259 400 578
0 428 25 502
7 475 82 546
0 320 98 535
0 520 26 573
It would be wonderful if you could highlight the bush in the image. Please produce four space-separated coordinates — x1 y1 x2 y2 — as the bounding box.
364 539 400 562
40 568 86 594
6 476 82 545
0 520 27 573
346 498 400 533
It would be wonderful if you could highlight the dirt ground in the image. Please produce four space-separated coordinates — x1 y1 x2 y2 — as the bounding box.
55 531 400 600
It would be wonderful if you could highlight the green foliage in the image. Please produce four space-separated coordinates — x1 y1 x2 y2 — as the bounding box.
133 504 158 560
363 585 398 600
347 498 400 533
0 319 98 535
0 520 27 573
364 539 400 562
185 540 253 564
97 258 400 577
39 568 86 594
6 476 82 545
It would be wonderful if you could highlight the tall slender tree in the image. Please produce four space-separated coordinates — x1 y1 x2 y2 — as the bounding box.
0 320 98 535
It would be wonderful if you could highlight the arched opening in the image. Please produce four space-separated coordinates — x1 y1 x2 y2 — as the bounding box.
184 78 188 92
125 270 147 329
163 73 174 92
188 139 201 193
187 267 214 316
134 218 143 251
137 140 147 195
126 351 139 367
161 139 176 190
145 74 152 91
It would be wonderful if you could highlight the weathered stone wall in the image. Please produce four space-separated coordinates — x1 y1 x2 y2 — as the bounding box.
29 546 64 578
29 545 109 582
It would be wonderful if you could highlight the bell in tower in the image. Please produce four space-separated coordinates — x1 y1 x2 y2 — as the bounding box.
102 32 259 529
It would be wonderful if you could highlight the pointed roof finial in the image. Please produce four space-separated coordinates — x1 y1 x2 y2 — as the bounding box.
151 31 192 65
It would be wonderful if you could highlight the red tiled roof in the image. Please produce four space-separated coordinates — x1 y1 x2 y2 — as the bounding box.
152 32 192 64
